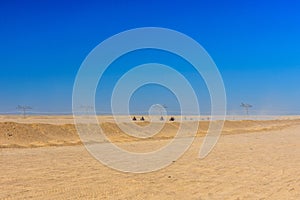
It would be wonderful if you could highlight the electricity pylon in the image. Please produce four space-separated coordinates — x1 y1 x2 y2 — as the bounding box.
16 105 32 118
240 103 252 116
80 105 94 113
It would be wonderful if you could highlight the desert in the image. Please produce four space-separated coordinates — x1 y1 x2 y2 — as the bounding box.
1 115 300 199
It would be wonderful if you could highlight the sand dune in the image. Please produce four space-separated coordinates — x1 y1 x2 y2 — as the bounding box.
1 116 300 148
1 119 300 199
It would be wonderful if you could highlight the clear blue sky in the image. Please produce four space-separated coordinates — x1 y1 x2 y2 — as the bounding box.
0 0 300 114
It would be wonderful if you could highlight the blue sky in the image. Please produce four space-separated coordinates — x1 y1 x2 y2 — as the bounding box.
0 0 300 114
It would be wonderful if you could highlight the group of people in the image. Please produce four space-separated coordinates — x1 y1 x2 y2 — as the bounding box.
132 116 175 121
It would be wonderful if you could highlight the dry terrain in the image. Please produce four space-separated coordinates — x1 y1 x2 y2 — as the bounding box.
1 115 300 199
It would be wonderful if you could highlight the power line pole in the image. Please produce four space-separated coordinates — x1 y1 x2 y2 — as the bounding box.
16 105 32 118
240 103 252 116
79 105 94 116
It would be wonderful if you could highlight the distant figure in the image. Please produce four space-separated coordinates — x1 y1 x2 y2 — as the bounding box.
132 116 137 121
140 116 145 121
160 116 164 121
169 117 175 121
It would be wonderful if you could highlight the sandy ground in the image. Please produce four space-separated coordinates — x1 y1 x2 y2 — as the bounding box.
0 116 300 199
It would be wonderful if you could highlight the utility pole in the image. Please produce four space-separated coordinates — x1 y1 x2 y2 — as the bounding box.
16 105 32 118
240 103 252 116
80 105 94 113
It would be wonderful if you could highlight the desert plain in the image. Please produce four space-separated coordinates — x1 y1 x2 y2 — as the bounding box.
1 115 300 199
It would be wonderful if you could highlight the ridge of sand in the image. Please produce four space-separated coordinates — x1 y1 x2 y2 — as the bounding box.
1 119 300 148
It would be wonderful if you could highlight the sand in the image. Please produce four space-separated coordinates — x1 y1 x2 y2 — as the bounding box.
1 116 300 199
